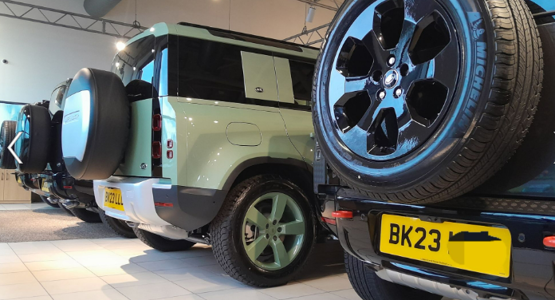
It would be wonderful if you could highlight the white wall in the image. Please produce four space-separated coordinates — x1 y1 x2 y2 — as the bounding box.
0 0 336 103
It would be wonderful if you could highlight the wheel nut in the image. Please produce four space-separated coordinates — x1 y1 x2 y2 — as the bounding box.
266 234 270 239
388 56 396 66
273 220 277 225
266 224 269 229
378 91 386 100
277 227 282 233
273 236 278 241
394 88 402 98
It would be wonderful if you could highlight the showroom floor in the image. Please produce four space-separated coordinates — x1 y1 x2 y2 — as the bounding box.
0 238 360 300
0 204 118 243
0 204 454 300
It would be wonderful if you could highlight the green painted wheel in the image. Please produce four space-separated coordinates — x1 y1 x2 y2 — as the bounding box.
241 192 306 271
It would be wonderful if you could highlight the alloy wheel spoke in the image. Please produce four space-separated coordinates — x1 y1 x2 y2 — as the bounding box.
343 4 377 40
245 235 269 261
362 31 391 70
280 220 305 235
357 98 382 130
426 39 459 87
270 194 288 223
345 77 369 94
395 19 417 59
340 126 369 155
245 206 268 229
403 0 437 24
270 239 290 268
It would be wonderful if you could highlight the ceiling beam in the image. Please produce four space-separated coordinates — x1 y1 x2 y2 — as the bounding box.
0 0 146 39
296 0 338 11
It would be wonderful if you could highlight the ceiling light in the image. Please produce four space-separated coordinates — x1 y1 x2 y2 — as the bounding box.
306 6 316 23
116 41 126 51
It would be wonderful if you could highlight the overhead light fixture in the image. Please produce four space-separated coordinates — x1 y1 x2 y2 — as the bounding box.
116 41 126 51
306 6 316 23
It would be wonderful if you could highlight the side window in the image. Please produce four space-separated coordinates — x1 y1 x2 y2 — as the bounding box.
177 37 246 103
289 60 315 106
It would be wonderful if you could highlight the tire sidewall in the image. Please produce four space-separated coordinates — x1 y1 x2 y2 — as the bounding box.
314 0 497 191
228 178 315 284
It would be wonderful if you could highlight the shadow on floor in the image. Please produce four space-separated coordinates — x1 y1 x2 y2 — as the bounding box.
0 208 118 242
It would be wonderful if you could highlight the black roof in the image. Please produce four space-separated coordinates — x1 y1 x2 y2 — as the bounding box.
177 22 319 52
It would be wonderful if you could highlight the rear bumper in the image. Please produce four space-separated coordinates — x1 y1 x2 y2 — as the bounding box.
94 177 171 226
333 189 555 300
94 177 227 231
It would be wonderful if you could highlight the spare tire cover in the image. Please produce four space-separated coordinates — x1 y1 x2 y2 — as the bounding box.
15 105 51 173
62 68 129 180
0 120 17 169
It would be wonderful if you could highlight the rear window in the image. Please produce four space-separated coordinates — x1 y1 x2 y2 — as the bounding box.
289 60 315 105
112 35 156 86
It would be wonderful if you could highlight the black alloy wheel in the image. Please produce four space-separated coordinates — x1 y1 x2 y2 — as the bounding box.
313 0 543 204
331 1 458 160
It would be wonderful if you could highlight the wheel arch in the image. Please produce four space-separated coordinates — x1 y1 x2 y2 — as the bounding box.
223 157 313 195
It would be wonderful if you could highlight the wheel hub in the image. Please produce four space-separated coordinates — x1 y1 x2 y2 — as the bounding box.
383 69 398 89
329 0 461 161
241 192 306 271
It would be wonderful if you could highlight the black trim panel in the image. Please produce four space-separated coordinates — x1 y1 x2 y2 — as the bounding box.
154 157 312 231
153 186 227 231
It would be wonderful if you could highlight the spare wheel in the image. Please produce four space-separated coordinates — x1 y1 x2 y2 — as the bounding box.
0 120 17 169
313 0 543 204
62 68 129 180
15 105 51 173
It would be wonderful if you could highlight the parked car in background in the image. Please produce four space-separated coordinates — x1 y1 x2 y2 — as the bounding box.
59 22 319 287
0 80 136 238
312 0 555 299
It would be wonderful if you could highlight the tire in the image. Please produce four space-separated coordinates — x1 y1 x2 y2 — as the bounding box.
345 253 442 300
58 202 74 216
40 196 59 208
211 174 316 287
99 210 136 238
0 121 16 169
313 0 543 204
15 105 51 173
133 227 195 252
62 68 129 180
69 207 101 223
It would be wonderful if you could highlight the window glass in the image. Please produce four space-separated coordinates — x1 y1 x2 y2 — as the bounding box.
48 82 68 114
159 48 169 96
111 36 156 101
177 36 246 103
140 60 154 83
289 60 314 105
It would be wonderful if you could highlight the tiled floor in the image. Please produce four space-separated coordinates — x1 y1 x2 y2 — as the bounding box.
0 238 360 300
0 203 55 211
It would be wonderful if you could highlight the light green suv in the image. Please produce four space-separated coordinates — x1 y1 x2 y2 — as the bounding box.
60 22 319 286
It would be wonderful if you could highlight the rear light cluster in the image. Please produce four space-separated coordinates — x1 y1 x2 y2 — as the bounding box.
152 114 174 163
152 114 163 161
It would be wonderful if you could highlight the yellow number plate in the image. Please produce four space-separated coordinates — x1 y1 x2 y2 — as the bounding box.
41 182 51 193
104 188 124 211
380 214 511 278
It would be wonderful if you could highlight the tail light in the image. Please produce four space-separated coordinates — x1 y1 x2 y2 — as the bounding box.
152 114 162 131
152 142 162 159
